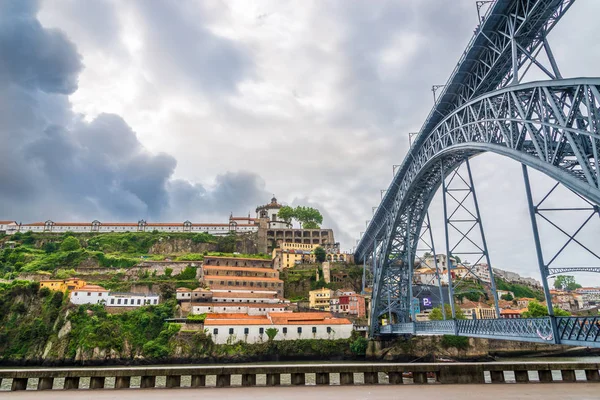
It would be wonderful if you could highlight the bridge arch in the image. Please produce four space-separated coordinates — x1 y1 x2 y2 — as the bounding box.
367 79 600 327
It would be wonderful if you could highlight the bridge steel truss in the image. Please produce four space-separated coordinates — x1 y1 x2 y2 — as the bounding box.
356 0 600 344
368 79 600 337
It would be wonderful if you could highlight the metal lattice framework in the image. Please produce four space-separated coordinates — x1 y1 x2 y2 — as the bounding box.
356 0 600 338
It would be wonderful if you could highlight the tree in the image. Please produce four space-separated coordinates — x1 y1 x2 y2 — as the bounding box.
554 275 582 291
60 237 81 252
277 205 323 229
43 242 58 254
314 246 326 262
265 327 279 341
277 206 295 223
429 304 466 320
501 293 514 301
521 300 571 318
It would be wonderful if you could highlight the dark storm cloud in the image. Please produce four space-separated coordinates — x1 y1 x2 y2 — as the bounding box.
0 0 268 223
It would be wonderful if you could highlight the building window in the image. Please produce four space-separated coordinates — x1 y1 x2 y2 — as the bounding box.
117 299 121 304
213 328 218 335
98 293 102 297
312 327 317 333
87 292 91 296
327 327 332 334
111 299 115 305
283 327 287 334
229 328 234 335
244 328 249 335
138 299 141 305
154 299 157 304
259 328 264 334
297 327 302 334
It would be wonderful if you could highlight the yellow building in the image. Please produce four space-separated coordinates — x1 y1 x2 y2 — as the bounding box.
309 288 334 311
40 278 86 292
459 300 497 319
272 243 319 269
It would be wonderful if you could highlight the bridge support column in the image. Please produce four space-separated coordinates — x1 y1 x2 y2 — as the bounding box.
166 375 181 388
538 370 553 383
190 375 205 388
363 372 378 385
585 369 600 381
38 377 54 390
315 372 329 385
412 372 427 384
340 372 354 385
89 377 105 389
114 376 130 389
438 365 484 384
291 373 305 385
63 377 80 390
490 371 505 383
266 373 280 386
140 376 156 388
514 371 529 383
388 372 403 384
561 370 576 382
11 378 28 391
216 374 231 387
242 374 256 386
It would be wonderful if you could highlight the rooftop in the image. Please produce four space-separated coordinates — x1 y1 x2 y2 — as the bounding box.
203 266 275 273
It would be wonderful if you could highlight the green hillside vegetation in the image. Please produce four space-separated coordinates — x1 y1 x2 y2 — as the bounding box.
495 278 545 302
0 231 269 279
0 281 367 365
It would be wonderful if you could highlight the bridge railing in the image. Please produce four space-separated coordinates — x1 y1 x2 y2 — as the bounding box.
455 318 554 343
557 317 600 346
415 320 456 335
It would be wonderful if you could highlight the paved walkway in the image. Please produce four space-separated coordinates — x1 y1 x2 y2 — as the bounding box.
4 384 600 400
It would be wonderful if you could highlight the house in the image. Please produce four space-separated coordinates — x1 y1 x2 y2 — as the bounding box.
205 312 353 344
70 285 109 305
459 300 497 319
516 297 537 309
330 290 367 318
0 221 19 234
309 288 334 311
500 309 526 319
40 278 87 293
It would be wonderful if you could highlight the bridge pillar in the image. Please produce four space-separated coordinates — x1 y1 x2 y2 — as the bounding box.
538 370 553 383
38 377 54 390
340 372 354 385
242 374 256 386
585 369 600 381
89 377 105 389
388 372 403 384
315 372 330 385
216 374 231 387
412 372 427 384
190 375 205 387
266 373 280 386
140 376 156 388
514 371 529 383
166 375 181 388
291 373 305 385
63 377 80 390
490 371 505 383
11 378 28 391
561 370 576 382
114 376 130 389
363 372 378 384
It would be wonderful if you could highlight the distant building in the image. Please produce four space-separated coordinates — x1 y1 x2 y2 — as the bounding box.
333 290 366 318
202 255 284 297
40 278 87 293
309 288 334 311
500 309 525 319
0 221 18 234
70 284 159 307
205 312 353 344
459 300 497 319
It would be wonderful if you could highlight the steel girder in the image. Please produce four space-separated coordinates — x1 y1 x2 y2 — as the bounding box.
548 267 600 276
365 78 600 331
356 0 577 263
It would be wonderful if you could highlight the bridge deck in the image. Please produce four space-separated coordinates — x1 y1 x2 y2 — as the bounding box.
382 316 600 348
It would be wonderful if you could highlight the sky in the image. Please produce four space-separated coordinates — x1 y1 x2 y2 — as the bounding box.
1 0 599 285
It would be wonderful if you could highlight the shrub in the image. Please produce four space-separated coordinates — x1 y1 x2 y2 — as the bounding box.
440 335 469 350
350 336 368 355
187 314 207 322
60 237 81 252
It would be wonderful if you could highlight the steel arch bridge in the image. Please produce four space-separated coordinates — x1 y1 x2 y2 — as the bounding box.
355 0 600 347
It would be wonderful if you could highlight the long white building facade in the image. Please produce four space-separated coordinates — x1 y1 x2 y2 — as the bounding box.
70 285 159 307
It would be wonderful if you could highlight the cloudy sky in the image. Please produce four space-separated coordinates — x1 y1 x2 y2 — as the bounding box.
1 0 599 284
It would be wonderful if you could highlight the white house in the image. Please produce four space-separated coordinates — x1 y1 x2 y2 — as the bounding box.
205 312 353 344
0 221 19 235
192 303 289 316
70 285 110 305
106 292 160 307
